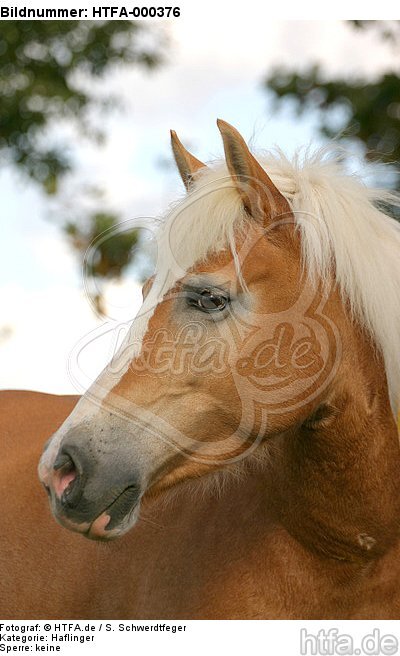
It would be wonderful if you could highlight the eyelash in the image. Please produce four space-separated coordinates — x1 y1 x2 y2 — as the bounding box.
186 288 230 313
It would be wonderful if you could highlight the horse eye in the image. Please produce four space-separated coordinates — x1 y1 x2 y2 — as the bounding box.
186 289 229 313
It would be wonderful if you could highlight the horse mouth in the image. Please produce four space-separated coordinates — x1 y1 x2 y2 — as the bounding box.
54 485 142 541
89 485 142 541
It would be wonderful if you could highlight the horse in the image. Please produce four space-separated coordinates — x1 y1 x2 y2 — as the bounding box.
2 120 400 619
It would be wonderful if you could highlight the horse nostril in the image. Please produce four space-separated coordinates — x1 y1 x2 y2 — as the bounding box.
53 451 73 471
53 451 83 508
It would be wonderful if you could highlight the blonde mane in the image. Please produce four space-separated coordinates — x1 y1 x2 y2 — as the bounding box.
157 148 400 414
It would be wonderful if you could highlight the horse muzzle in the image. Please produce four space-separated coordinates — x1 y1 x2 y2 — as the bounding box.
38 436 143 541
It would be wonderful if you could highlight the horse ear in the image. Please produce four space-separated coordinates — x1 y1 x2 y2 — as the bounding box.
170 130 207 191
216 119 291 222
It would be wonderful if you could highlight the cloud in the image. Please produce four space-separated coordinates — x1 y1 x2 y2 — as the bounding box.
0 280 142 394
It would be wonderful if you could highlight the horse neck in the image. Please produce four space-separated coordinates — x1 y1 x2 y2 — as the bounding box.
269 327 400 564
145 319 400 573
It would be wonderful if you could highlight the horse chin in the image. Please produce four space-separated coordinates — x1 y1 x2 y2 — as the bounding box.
52 497 142 542
87 502 141 542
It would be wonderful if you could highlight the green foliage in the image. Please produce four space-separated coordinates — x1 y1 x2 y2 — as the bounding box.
264 21 400 189
0 20 164 191
66 212 141 315
0 21 165 310
65 212 140 279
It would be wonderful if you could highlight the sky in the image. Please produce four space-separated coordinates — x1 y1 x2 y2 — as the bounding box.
1 14 398 394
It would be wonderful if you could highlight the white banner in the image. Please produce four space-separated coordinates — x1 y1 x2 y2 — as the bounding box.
0 0 396 21
0 620 400 656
